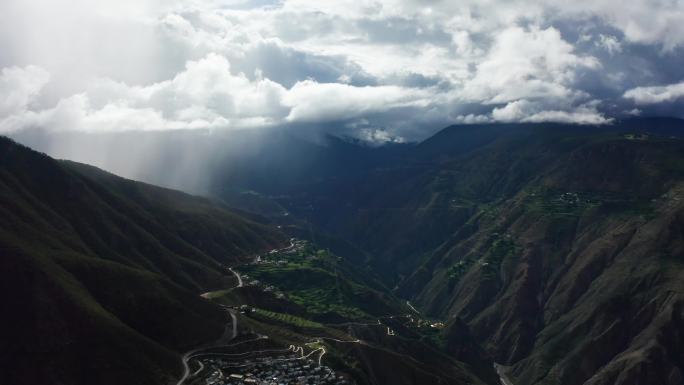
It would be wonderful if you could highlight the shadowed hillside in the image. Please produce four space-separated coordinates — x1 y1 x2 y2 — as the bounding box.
198 118 684 385
0 137 285 385
6 118 684 385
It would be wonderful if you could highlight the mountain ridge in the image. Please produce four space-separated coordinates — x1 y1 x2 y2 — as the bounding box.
5 117 684 385
0 136 286 385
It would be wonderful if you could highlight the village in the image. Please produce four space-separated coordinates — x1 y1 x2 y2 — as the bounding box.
240 238 316 300
195 238 448 385
199 351 351 385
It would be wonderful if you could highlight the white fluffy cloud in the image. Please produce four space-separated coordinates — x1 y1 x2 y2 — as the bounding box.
624 81 684 104
547 0 684 50
0 66 50 117
1 0 683 140
492 100 612 125
284 81 428 123
0 55 431 134
460 26 599 103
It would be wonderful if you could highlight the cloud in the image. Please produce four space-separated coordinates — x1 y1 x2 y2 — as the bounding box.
1 0 683 141
232 39 377 88
357 125 407 144
0 66 50 117
1 54 431 134
548 0 684 50
1 55 287 133
284 81 428 123
491 100 611 125
596 34 622 55
460 26 600 104
623 81 684 104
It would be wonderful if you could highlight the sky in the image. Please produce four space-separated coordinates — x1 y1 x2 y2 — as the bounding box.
2 0 684 142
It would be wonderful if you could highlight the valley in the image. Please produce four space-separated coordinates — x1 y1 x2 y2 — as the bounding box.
182 238 492 385
2 0 684 383
3 118 684 385
192 119 684 385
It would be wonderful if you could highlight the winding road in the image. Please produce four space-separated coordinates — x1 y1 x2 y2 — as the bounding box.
175 308 241 385
406 301 420 315
176 240 299 385
228 311 237 339
176 350 197 385
228 267 243 287
494 363 515 385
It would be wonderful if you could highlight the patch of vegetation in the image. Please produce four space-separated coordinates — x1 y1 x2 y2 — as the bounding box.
446 259 474 289
525 189 596 217
525 188 655 219
287 287 368 319
201 289 232 299
253 308 324 328
445 236 521 288
481 236 521 281
479 201 504 220
623 133 650 141
241 243 386 321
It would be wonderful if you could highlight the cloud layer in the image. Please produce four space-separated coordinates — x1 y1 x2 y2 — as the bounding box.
1 0 684 141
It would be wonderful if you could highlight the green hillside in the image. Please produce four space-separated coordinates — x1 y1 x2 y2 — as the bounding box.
0 137 286 385
205 238 499 385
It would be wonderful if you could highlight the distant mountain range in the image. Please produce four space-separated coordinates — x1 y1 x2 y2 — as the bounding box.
4 117 684 385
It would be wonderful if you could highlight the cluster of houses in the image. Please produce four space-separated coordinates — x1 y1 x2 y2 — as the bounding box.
558 192 581 205
392 314 445 330
238 273 287 300
250 238 307 267
202 354 352 385
253 255 290 266
243 239 313 300
259 239 308 263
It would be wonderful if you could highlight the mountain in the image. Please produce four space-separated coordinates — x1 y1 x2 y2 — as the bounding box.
8 117 684 385
196 118 684 385
0 136 499 385
0 137 286 385
262 119 684 385
395 122 684 385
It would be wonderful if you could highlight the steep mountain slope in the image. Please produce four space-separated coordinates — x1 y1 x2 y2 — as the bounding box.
199 118 684 385
280 120 684 385
404 134 684 385
0 137 285 385
9 118 684 385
